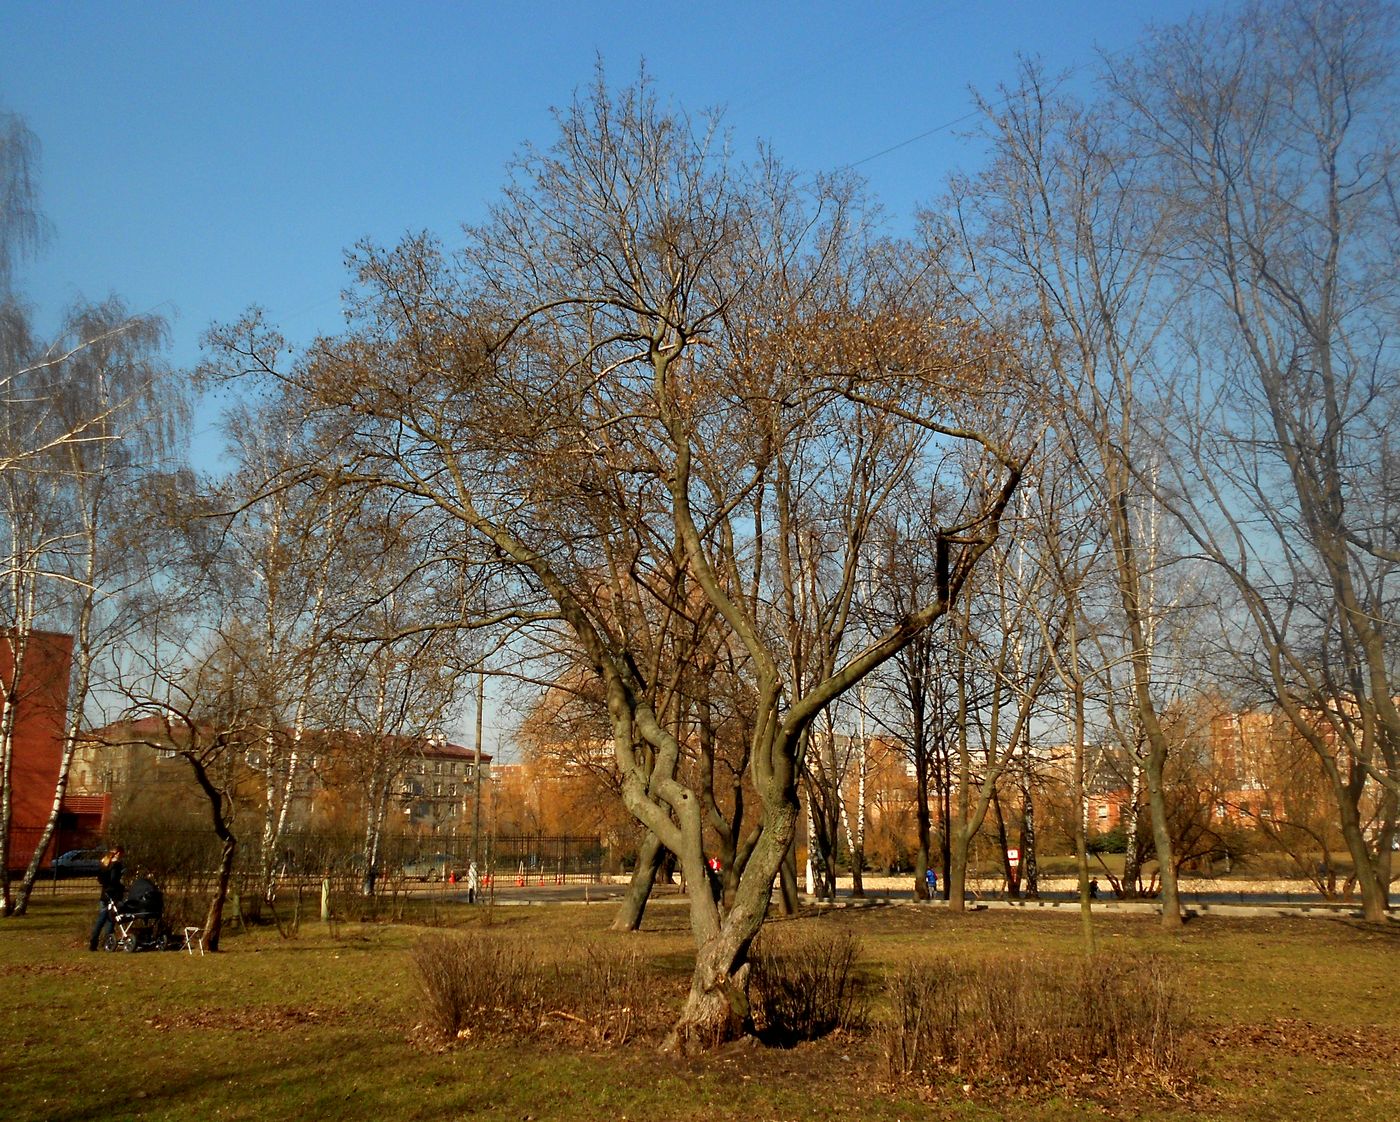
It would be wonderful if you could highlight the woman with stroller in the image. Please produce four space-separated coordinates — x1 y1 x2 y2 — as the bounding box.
87 845 125 951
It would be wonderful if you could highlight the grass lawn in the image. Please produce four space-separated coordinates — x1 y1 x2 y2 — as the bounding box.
1 895 1396 1121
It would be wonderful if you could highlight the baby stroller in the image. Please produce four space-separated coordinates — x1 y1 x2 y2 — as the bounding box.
102 877 170 952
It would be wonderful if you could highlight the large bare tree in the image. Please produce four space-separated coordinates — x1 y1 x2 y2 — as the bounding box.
1 110 188 914
939 61 1196 929
215 75 1025 1047
8 299 183 914
1117 0 1400 918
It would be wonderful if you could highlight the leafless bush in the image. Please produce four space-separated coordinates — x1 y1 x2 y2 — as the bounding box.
881 953 1188 1090
414 932 673 1046
749 925 868 1045
413 931 544 1038
542 943 669 1046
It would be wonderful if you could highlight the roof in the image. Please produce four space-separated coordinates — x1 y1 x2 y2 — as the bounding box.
414 739 492 764
82 717 492 763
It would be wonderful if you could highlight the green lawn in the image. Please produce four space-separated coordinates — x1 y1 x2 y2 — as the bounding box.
2 896 1396 1121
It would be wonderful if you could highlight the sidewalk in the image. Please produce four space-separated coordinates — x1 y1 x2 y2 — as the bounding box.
801 874 1395 921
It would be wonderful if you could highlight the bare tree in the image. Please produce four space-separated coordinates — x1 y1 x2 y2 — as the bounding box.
9 299 183 914
942 486 1062 912
336 625 463 896
217 75 1025 1047
211 399 360 902
104 544 260 954
862 499 958 900
1114 0 1400 918
939 60 1194 929
0 110 190 913
0 106 45 296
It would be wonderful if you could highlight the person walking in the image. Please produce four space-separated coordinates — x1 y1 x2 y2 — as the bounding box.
88 845 125 951
925 866 938 900
467 860 479 905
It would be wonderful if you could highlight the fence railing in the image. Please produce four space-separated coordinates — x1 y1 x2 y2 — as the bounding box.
57 827 606 885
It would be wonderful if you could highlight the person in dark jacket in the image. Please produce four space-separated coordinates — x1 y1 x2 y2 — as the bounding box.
88 845 125 951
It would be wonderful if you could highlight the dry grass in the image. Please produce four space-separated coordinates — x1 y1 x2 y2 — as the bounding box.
412 929 544 1037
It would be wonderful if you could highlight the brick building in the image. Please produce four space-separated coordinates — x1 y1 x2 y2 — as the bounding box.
3 629 105 870
73 720 491 841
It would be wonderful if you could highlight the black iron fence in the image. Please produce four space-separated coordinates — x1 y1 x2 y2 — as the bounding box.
46 827 605 886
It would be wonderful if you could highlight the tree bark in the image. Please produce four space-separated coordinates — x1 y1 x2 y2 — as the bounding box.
664 800 794 1052
777 839 799 916
610 830 664 932
188 754 237 952
1020 783 1039 899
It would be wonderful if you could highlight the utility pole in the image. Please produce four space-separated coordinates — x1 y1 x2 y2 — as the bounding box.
471 669 484 868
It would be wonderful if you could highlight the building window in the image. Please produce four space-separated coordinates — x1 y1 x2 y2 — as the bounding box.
448 784 457 798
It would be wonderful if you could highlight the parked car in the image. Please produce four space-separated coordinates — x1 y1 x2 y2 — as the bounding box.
52 849 104 877
400 853 454 881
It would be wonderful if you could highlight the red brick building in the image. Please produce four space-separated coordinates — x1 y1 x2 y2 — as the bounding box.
3 629 104 871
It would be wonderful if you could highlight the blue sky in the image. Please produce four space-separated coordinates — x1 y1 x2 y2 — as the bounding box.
1 1 1217 750
4 2 1216 424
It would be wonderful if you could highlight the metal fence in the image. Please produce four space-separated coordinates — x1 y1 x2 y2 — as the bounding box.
51 827 605 885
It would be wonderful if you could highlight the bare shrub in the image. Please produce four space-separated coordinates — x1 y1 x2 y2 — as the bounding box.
542 943 671 1046
749 925 868 1045
882 957 959 1075
414 932 675 1046
881 953 1188 1090
412 931 543 1038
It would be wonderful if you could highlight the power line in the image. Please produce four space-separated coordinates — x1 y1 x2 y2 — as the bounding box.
842 104 984 170
839 41 1135 173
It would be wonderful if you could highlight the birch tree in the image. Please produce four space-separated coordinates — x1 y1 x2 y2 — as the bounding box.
1 111 187 914
9 300 182 914
213 400 358 902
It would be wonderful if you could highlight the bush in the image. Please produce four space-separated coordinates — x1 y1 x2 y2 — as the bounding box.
749 925 868 1045
413 931 674 1046
1088 826 1129 855
881 953 1188 1090
412 931 544 1038
547 943 668 1045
